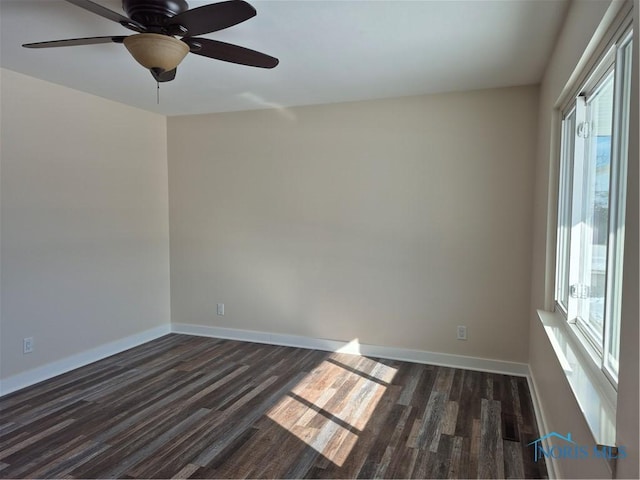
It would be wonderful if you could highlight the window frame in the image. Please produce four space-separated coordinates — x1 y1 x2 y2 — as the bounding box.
554 27 633 390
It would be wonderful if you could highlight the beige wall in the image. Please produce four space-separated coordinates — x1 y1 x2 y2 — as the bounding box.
529 0 639 478
168 86 538 363
0 68 171 380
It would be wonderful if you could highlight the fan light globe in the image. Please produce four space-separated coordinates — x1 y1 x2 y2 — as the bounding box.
123 33 189 72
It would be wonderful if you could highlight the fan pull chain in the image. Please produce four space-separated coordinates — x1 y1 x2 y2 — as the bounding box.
157 81 160 105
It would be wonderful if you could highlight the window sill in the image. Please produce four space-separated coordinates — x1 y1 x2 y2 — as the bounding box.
537 309 617 447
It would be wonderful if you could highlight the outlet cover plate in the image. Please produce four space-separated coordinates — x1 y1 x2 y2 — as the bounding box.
456 326 467 340
23 337 34 354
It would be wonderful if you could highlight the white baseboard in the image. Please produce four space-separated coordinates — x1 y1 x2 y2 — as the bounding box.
527 369 558 479
0 322 531 398
0 324 172 397
171 323 530 377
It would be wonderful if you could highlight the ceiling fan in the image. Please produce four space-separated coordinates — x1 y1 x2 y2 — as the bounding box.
22 0 279 82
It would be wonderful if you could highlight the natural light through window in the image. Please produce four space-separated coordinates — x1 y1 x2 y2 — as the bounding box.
266 352 397 466
555 29 632 387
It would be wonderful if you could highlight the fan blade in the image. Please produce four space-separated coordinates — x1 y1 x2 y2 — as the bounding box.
23 36 126 48
65 0 145 32
166 0 256 37
150 68 177 83
185 38 278 68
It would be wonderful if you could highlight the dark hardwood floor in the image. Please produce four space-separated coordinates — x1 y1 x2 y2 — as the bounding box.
0 334 547 479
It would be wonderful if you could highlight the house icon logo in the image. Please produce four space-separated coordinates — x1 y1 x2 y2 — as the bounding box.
528 432 576 462
528 432 626 462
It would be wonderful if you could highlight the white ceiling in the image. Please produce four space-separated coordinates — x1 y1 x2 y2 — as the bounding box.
1 0 569 116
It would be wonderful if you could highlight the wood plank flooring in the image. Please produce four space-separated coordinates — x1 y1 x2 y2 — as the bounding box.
0 334 548 478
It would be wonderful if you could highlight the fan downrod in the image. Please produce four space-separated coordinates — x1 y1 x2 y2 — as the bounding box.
122 0 188 27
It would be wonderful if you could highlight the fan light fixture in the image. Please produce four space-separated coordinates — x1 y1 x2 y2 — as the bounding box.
22 0 279 83
123 33 189 72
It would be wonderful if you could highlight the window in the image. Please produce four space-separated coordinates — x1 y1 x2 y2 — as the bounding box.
555 30 632 387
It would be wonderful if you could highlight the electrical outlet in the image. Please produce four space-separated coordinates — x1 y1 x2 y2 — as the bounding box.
23 337 34 354
217 303 224 316
456 326 467 341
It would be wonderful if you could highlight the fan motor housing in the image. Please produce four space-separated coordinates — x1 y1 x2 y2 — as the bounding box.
123 0 188 26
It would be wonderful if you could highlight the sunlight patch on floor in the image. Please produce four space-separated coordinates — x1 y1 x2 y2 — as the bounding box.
266 350 398 466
